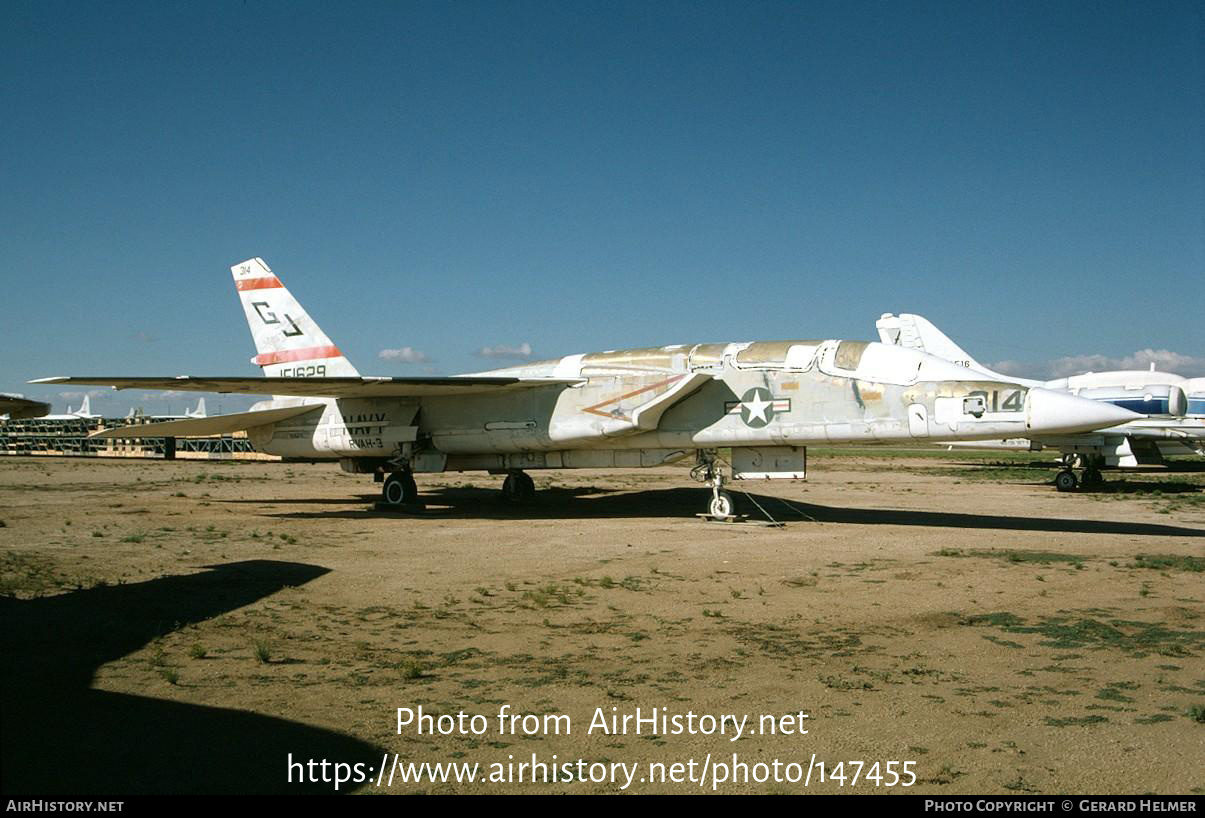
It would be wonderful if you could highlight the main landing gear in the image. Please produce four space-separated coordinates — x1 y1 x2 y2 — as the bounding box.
692 450 738 521
1055 454 1105 493
380 468 538 508
1054 469 1079 492
381 470 418 505
501 470 535 505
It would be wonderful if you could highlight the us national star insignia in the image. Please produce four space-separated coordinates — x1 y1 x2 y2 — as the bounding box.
725 387 791 428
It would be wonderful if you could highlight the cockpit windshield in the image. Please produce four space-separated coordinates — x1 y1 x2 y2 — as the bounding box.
833 340 869 371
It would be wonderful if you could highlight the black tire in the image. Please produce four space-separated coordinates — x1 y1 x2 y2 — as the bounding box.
1054 470 1078 493
1082 468 1103 487
383 472 418 505
501 472 534 504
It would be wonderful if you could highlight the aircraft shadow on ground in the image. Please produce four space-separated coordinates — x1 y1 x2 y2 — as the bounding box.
0 560 383 795
1155 460 1205 474
258 485 1204 537
943 467 1205 495
1084 480 1202 495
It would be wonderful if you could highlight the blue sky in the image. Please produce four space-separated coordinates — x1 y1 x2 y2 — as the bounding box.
3 0 1202 414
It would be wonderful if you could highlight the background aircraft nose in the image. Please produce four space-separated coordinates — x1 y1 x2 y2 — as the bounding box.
1025 388 1141 434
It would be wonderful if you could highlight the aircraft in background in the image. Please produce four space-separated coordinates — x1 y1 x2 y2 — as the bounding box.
125 398 208 421
37 395 101 421
0 394 50 420
36 258 1138 519
875 313 1205 491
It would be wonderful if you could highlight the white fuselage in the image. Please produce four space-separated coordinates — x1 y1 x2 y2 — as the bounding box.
244 339 1135 472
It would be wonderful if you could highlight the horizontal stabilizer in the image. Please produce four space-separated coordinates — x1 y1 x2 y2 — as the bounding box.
34 375 583 399
89 404 322 439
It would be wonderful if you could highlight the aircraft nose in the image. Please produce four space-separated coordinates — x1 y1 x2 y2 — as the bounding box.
1025 388 1141 434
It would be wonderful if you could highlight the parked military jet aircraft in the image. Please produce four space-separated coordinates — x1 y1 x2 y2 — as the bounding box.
36 259 1139 518
875 313 1205 491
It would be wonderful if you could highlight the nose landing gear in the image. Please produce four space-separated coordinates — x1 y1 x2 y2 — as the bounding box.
709 488 736 520
693 450 739 521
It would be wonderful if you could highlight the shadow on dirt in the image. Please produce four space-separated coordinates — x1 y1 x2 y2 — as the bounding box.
250 485 1204 537
0 560 383 794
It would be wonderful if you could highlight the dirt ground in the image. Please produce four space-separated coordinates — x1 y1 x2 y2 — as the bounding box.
1 450 1202 795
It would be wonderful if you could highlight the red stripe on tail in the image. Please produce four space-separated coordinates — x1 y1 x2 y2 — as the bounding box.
236 276 284 291
253 345 342 366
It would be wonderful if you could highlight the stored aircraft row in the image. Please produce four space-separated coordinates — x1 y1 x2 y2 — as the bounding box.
0 394 207 423
35 258 1153 518
124 399 208 421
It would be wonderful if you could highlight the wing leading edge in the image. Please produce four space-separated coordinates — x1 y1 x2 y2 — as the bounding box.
31 375 584 399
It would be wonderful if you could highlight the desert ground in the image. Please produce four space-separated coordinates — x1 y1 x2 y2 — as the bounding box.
1 449 1202 795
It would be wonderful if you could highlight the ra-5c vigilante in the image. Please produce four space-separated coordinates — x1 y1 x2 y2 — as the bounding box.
35 258 1139 519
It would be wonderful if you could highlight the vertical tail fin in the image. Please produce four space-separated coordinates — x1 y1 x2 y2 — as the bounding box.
230 258 359 377
187 398 207 418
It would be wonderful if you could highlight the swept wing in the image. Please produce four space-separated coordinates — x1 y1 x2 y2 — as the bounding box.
32 375 582 399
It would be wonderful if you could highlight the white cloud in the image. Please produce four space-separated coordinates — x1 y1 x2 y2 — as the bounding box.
986 359 1028 377
378 347 431 364
988 349 1205 380
474 342 534 360
133 390 194 402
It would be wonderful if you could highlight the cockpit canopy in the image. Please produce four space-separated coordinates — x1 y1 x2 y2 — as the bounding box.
735 339 991 386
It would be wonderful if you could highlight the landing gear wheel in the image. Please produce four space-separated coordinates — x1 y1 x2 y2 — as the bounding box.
1054 470 1078 492
382 471 418 505
709 490 736 521
1081 468 1103 487
501 471 535 505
